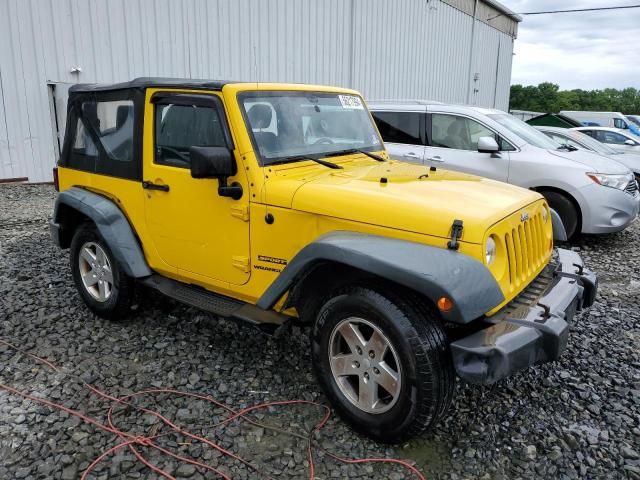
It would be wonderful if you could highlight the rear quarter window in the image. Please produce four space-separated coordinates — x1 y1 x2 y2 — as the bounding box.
61 90 143 180
372 111 425 145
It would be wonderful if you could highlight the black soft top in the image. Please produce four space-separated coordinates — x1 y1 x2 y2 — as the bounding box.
69 77 233 93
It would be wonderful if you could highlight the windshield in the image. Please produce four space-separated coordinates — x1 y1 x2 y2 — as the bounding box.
566 130 622 155
488 114 561 150
240 92 382 164
629 115 640 127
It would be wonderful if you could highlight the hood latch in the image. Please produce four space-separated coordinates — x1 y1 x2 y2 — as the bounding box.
447 219 464 250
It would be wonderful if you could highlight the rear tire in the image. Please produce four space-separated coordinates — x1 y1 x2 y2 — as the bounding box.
70 223 134 320
311 285 454 443
540 191 579 240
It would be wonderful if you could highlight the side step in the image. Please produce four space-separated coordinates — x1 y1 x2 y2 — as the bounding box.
140 275 289 328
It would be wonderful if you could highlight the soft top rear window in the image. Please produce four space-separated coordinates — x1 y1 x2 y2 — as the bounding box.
60 89 143 180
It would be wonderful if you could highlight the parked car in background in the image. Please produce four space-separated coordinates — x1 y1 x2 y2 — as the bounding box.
626 115 640 127
537 126 640 180
574 127 640 153
561 111 638 132
369 101 639 239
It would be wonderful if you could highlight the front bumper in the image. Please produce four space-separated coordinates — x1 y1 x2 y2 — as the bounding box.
578 182 639 234
450 248 597 384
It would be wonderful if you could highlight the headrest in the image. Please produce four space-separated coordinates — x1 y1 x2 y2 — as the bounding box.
447 119 464 135
247 104 272 129
116 105 132 129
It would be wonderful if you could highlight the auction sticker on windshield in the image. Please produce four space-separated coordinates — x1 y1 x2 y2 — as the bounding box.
339 95 364 110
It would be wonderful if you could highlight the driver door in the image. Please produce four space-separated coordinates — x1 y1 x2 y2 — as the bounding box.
425 112 510 182
142 90 250 286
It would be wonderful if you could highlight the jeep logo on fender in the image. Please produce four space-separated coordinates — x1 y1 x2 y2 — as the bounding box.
520 212 529 222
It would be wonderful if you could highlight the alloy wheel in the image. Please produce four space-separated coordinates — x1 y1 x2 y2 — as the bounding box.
328 317 402 414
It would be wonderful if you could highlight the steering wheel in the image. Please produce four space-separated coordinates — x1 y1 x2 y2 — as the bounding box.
313 137 335 145
157 145 190 162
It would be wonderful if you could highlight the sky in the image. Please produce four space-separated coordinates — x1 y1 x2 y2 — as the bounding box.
502 0 640 90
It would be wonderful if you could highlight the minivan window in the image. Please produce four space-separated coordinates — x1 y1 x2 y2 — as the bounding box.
431 114 494 151
372 111 424 145
488 114 560 150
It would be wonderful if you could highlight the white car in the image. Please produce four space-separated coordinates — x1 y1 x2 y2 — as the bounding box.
560 111 634 130
573 127 640 154
537 126 640 180
369 101 639 239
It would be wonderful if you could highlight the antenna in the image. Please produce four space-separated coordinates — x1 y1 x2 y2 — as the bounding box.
253 45 259 89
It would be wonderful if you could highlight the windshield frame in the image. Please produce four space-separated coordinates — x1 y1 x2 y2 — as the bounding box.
237 90 384 166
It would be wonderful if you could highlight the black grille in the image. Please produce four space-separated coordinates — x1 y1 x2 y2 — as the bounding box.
625 180 638 197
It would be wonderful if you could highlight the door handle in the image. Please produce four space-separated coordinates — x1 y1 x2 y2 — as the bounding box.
403 152 420 159
427 156 444 163
142 180 170 192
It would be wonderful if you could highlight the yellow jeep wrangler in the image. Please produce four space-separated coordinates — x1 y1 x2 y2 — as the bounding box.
50 78 596 442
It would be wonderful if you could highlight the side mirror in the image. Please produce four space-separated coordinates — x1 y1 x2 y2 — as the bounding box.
477 136 499 153
625 139 636 146
189 146 243 200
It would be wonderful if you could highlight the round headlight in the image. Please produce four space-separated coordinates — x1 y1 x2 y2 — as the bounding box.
542 205 549 224
485 236 496 265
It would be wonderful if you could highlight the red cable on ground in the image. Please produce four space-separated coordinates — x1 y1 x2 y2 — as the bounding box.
0 338 426 480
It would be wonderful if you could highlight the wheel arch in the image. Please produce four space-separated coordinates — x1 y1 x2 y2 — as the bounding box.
531 186 583 235
51 187 152 278
258 232 504 325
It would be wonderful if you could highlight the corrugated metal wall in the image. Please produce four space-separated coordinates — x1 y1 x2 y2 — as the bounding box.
0 0 516 182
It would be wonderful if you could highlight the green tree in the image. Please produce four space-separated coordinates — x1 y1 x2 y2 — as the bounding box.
510 84 640 115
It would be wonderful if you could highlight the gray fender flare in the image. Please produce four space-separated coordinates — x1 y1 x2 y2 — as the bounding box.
550 209 568 241
257 232 504 324
52 187 152 278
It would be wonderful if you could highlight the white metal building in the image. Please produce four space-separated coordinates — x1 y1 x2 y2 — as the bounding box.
0 0 520 183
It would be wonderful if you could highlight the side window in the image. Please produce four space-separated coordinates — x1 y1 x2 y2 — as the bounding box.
431 114 495 151
154 101 227 168
72 120 99 158
600 131 630 145
581 130 596 139
371 111 424 145
613 118 627 129
498 136 516 152
83 100 135 162
62 93 141 180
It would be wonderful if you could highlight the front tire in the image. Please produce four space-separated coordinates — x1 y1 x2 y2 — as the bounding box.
311 285 454 443
541 190 579 240
70 223 134 320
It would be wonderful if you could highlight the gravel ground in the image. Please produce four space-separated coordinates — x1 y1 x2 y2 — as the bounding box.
1 183 639 479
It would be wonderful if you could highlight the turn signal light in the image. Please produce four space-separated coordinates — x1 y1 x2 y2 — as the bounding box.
437 297 454 312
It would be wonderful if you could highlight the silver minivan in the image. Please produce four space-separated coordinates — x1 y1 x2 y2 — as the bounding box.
369 101 639 239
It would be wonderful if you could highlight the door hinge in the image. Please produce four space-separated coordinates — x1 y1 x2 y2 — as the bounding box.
232 256 250 273
230 205 250 221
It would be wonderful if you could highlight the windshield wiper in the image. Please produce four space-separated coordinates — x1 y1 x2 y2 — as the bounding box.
558 144 578 152
270 154 343 169
323 148 386 162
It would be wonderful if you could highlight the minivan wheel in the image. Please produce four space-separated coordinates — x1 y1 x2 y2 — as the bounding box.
70 223 134 320
541 191 579 240
311 285 454 443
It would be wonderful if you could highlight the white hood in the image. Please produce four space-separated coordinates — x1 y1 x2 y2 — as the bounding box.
548 149 630 174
